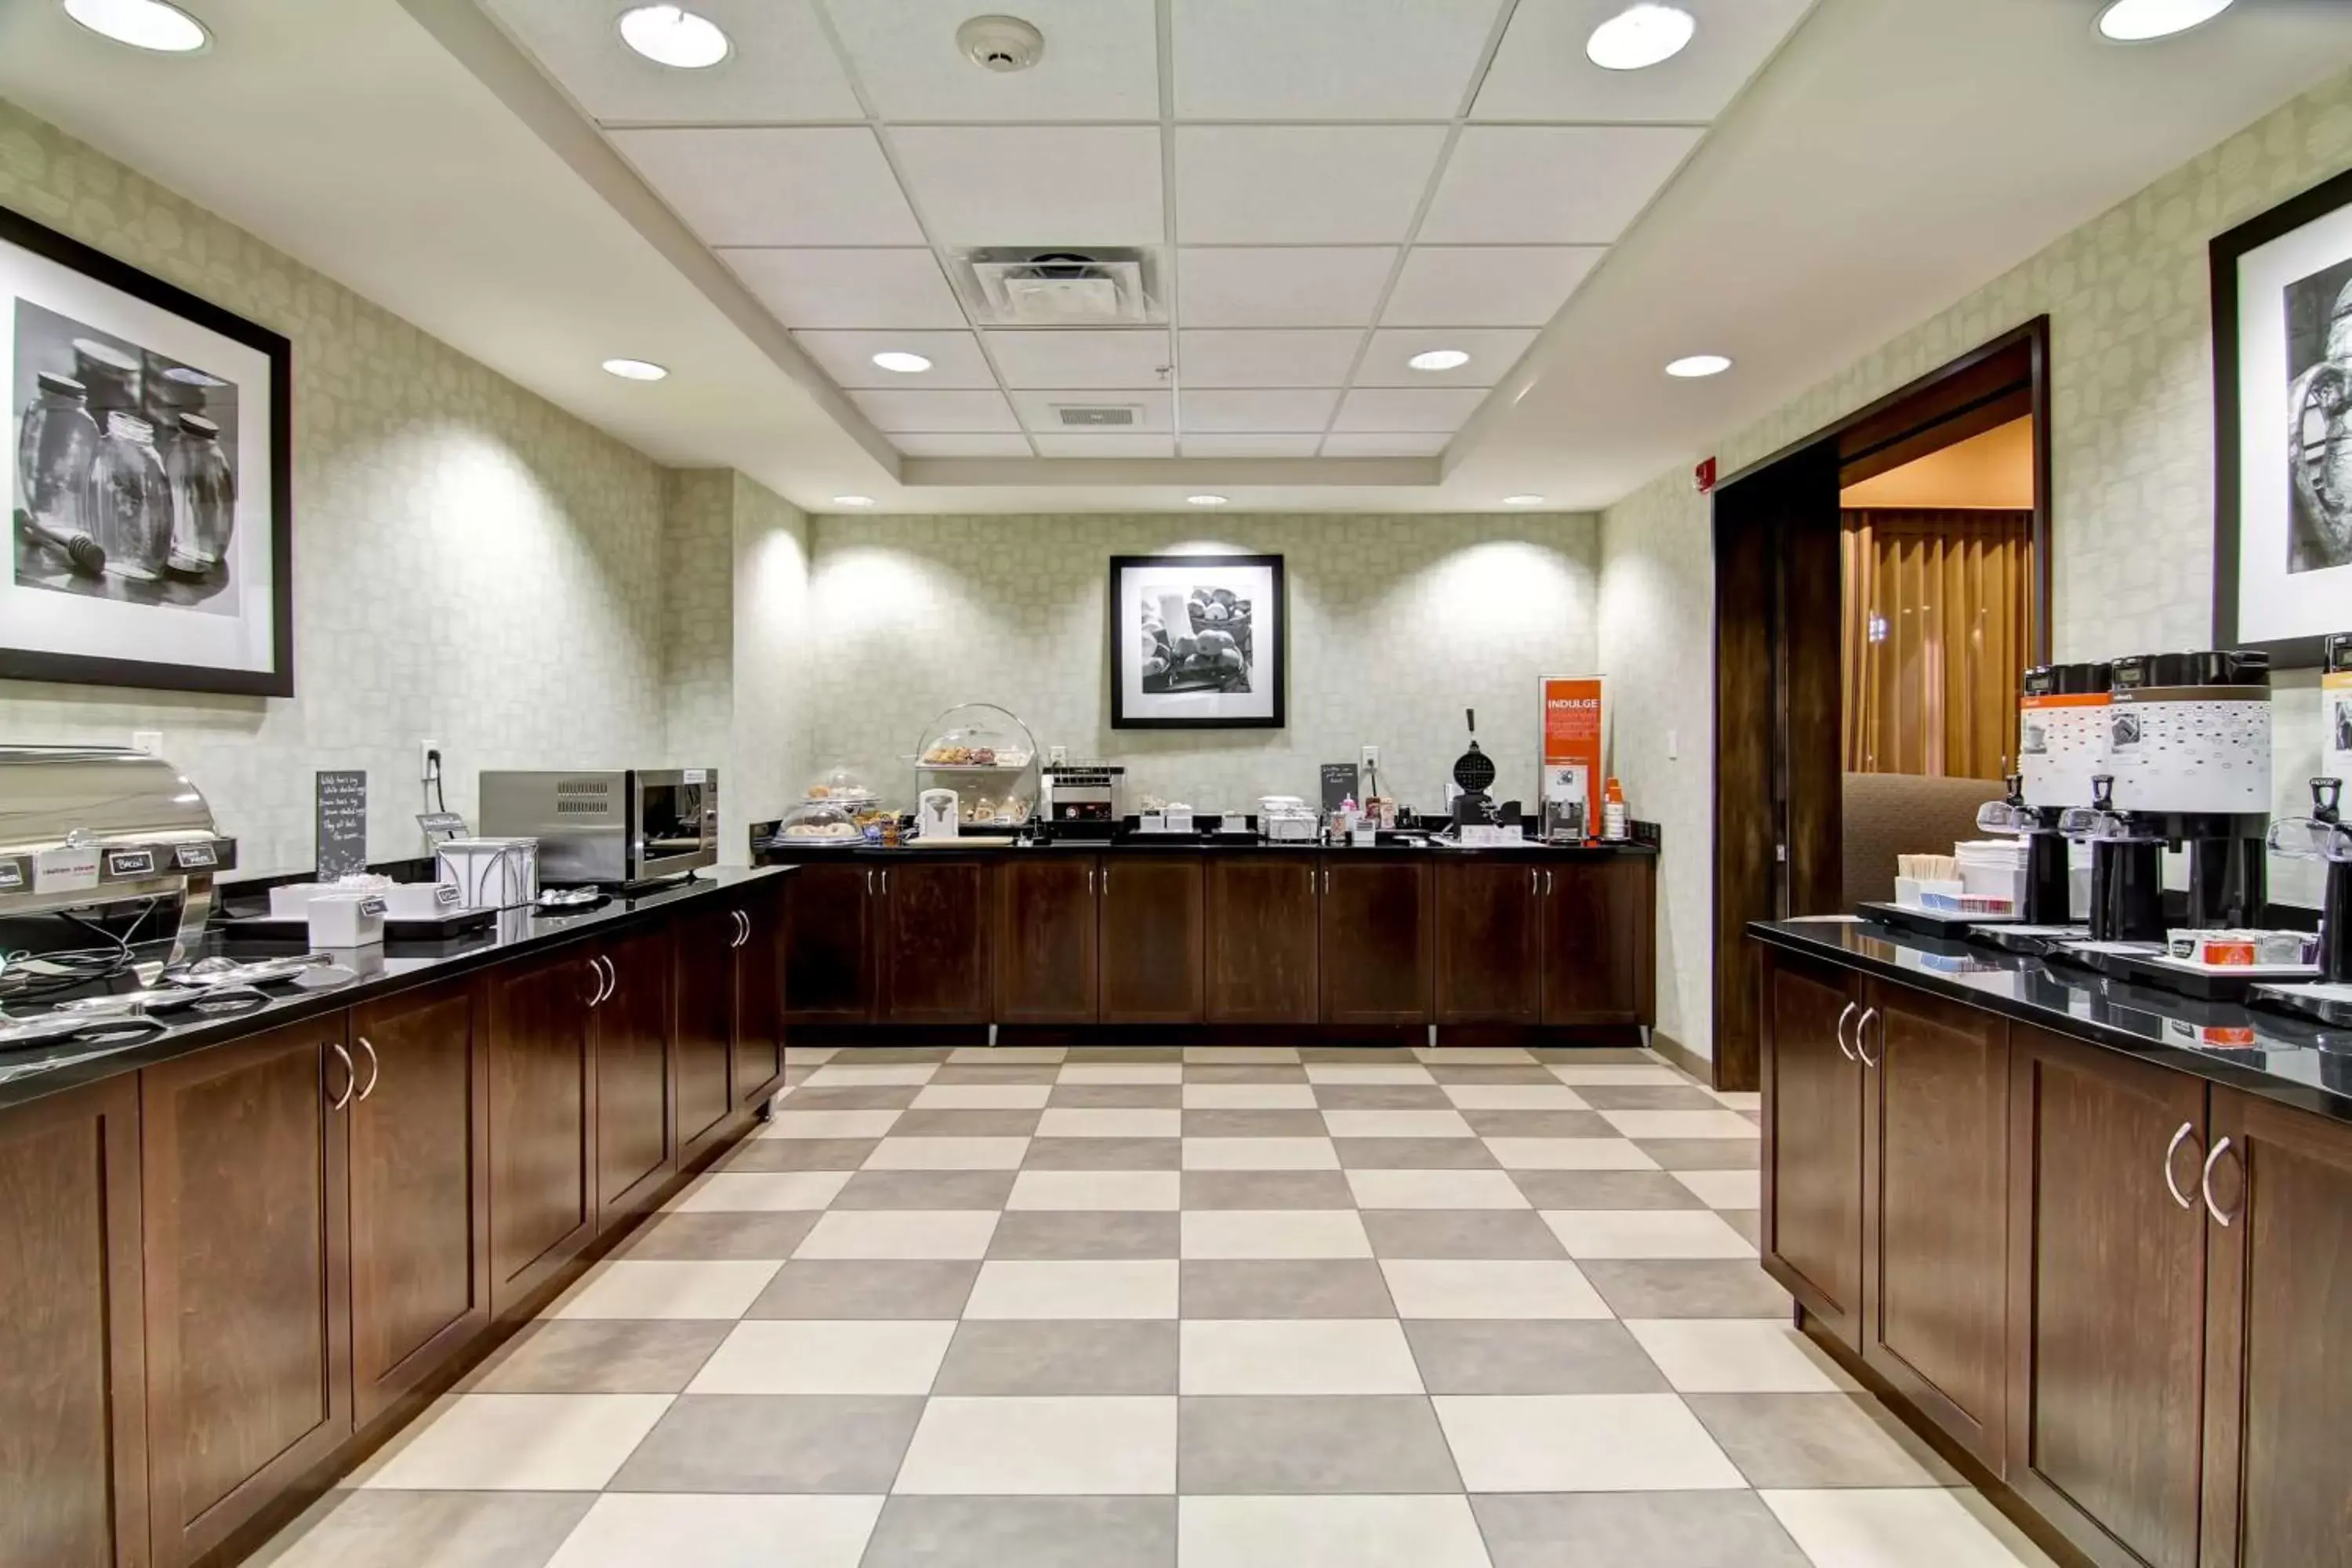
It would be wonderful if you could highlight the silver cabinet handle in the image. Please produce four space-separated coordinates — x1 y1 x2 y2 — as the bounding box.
2200 1136 2237 1227
866 867 876 896
1087 862 1096 895
355 1035 380 1102
1833 1002 1858 1063
327 1041 357 1112
2162 1121 2198 1210
739 909 752 946
1323 864 1330 894
1529 866 1538 896
590 954 615 1007
1854 1007 1881 1068
881 868 890 898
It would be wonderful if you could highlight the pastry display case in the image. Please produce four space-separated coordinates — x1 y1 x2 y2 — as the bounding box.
776 765 893 844
913 702 1040 833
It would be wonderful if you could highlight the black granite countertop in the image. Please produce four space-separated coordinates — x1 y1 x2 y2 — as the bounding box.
1750 917 2352 1123
0 866 791 1114
760 837 1658 859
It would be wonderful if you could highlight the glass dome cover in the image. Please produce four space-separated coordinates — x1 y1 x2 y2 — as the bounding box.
803 764 878 804
913 701 1041 831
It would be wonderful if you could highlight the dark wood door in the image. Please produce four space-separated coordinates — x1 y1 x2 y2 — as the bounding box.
0 1077 146 1568
735 884 786 1108
2006 1025 2208 1568
1760 948 1864 1350
996 855 1098 1023
347 981 490 1428
1433 861 1543 1024
782 861 876 1023
142 1019 351 1568
1860 978 2007 1468
2198 1088 2352 1568
1319 858 1432 1025
673 901 738 1162
486 945 599 1316
597 924 676 1227
1206 856 1319 1022
1541 858 1655 1025
879 858 994 1023
1098 855 1205 1024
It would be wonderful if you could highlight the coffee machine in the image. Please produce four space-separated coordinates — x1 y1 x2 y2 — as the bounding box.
1976 662 2107 948
2107 648 2274 930
2249 633 2352 1023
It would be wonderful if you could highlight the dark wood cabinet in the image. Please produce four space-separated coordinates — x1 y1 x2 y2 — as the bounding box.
595 925 675 1228
1761 949 1865 1350
1542 858 1655 1025
347 982 488 1428
0 1076 145 1568
140 1020 351 1568
997 855 1100 1022
1206 856 1319 1022
486 945 599 1316
1435 861 1544 1024
674 901 739 1162
734 883 786 1108
1319 858 1432 1025
878 858 994 1023
1099 855 1205 1023
782 861 878 1023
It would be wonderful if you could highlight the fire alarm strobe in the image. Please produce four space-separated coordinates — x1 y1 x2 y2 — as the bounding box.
957 14 1045 72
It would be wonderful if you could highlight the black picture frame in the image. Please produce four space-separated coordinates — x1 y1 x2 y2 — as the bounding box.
1109 552 1287 730
2 201 294 697
2211 165 2352 670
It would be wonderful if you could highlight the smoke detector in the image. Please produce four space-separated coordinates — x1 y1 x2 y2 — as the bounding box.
956 14 1044 72
957 248 1164 326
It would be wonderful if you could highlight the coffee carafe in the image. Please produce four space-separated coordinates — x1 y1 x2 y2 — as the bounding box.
2267 779 2352 984
2066 774 2165 944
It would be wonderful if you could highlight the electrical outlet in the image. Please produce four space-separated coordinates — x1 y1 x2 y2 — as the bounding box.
131 730 163 757
1360 745 1380 774
419 740 441 781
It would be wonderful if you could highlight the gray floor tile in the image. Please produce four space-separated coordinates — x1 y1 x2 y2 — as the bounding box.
718 1138 880 1173
1526 1047 1657 1064
831 1170 1019 1210
1635 1138 1760 1170
1183 1064 1309 1083
249 1490 593 1568
932 1319 1180 1395
931 1064 1062 1084
989 1210 1181 1260
1686 1392 1964 1487
1423 1064 1561 1085
616 1211 821 1261
607 1394 923 1493
1507 1170 1708 1210
1576 1083 1726 1111
1577 1259 1791 1319
1721 1209 1762 1247
1179 1260 1397 1318
1051 1083 1185 1109
782 1084 923 1111
1297 1047 1418 1062
1312 1083 1454 1109
894 1109 1044 1137
1360 1210 1566 1259
1023 1136 1183 1171
1461 1109 1618 1139
1403 1319 1671 1395
861 1496 1176 1568
837 1047 956 1063
1472 1490 1810 1567
1334 1137 1501 1170
1068 1046 1188 1062
1182 1109 1330 1138
1178 1396 1461 1493
460 1319 728 1394
746 1260 979 1319
1180 1171 1357 1210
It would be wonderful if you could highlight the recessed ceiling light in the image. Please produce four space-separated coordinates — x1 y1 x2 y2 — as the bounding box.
601 358 669 381
1665 354 1733 379
832 495 877 508
2096 0 2233 42
1187 494 1230 506
1407 348 1472 372
1503 494 1546 506
870 351 934 374
1585 3 1695 71
63 0 209 52
618 5 730 68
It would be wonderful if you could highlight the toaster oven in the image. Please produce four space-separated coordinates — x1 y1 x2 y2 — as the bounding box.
478 768 717 887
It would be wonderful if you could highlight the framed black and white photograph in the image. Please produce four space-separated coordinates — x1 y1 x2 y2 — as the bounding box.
2213 166 2352 667
4 203 292 696
1109 552 1286 729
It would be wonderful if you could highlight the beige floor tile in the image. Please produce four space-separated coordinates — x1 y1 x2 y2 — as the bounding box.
950 1046 1066 1063
1178 1319 1424 1396
1625 1319 1859 1393
1181 1136 1340 1171
1542 1208 1757 1259
1415 1047 1535 1064
1434 1392 1746 1491
861 1136 1030 1171
1442 1084 1592 1110
1007 1170 1182 1211
1345 1168 1530 1210
1038 1108 1185 1138
1182 1082 1321 1109
794 1210 1000 1261
1378 1258 1610 1319
545 1494 882 1568
1319 1109 1475 1139
1673 1168 1762 1209
1059 1063 1187 1083
1304 1064 1436 1084
1598 1109 1762 1140
358 1395 673 1491
549 1261 782 1321
1760 1488 2057 1567
1184 1046 1300 1064
1181 1209 1374 1260
665 1172 850 1212
912 1083 1054 1109
247 1490 594 1568
686 1319 956 1396
894 1396 1178 1494
804 1065 937 1087
1547 1064 1687 1086
1176 1494 1490 1568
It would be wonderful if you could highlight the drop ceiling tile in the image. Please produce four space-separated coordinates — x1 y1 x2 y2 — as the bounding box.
1178 248 1396 328
1179 388 1341 434
1320 432 1454 457
793 330 997 388
1356 327 1537 387
1381 246 1604 328
1178 434 1325 458
895 433 1037 456
828 0 1160 120
1178 329 1364 389
1331 387 1489 432
986 330 1174 390
608 128 922 247
891 126 1165 247
721 249 967 329
1032 434 1179 458
1419 125 1704 245
851 388 1022 432
1176 127 1448 245
1011 389 1174 434
1171 0 1508 119
483 0 862 123
1472 0 1815 124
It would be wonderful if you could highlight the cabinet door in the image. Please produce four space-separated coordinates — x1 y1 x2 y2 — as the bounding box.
487 946 599 1316
2005 1025 2207 1568
347 981 490 1428
597 924 676 1228
674 902 738 1162
1099 855 1206 1024
782 862 876 1023
996 855 1099 1023
2198 1089 2352 1568
1206 856 1319 1022
735 884 786 1108
1542 858 1655 1025
1320 858 1432 1025
0 1077 146 1568
1760 949 1864 1350
142 1020 352 1568
879 859 995 1024
1433 862 1543 1024
1860 979 2007 1469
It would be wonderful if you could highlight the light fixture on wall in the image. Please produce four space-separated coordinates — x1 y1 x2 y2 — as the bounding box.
1407 348 1472 372
601 358 669 380
870 351 934 374
1503 494 1546 506
2095 0 2233 42
832 495 877 507
1585 4 1695 71
1664 353 1733 378
618 5 731 67
62 0 209 52
1187 494 1230 506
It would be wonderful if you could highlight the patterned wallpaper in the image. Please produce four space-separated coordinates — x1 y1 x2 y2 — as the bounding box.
1599 65 2352 1058
800 514 1600 816
726 472 813 857
0 101 673 873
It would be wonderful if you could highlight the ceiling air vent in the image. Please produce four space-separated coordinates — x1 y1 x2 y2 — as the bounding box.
1051 404 1141 428
957 248 1163 326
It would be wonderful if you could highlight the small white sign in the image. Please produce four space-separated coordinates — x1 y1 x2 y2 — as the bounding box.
684 768 707 784
34 844 101 894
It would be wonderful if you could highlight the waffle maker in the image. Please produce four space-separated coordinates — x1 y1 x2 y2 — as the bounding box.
1450 709 1500 825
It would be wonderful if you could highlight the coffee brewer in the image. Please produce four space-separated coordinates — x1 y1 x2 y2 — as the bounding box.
1978 662 2110 937
2104 649 2275 931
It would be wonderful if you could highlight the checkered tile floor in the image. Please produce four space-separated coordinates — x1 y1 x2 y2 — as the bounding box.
256 1045 2053 1568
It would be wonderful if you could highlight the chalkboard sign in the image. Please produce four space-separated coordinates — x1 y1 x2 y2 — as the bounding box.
1320 761 1359 814
316 770 368 880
